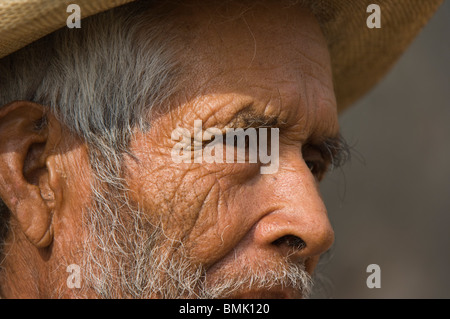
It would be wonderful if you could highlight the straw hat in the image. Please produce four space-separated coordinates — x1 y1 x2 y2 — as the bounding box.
0 0 443 111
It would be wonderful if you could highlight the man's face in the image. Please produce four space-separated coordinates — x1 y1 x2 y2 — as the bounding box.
16 1 340 298
123 2 337 297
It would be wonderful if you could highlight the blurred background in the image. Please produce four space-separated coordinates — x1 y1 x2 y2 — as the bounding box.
314 1 450 298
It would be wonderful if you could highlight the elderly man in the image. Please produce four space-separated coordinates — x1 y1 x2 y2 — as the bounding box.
0 0 442 298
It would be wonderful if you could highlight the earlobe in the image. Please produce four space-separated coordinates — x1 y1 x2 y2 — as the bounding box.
13 186 54 248
0 101 60 248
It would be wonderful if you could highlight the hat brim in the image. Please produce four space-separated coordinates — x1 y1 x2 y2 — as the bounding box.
0 0 443 111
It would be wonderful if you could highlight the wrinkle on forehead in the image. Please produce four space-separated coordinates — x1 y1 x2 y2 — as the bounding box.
169 0 337 140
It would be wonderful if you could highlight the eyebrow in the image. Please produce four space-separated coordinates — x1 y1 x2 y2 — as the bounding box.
226 104 283 129
226 103 351 169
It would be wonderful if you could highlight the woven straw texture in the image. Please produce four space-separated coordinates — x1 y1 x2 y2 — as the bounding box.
0 0 133 58
0 0 443 110
317 0 443 110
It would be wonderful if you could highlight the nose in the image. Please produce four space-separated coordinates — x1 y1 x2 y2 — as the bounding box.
253 148 335 263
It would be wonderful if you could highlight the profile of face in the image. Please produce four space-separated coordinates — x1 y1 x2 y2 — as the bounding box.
0 1 346 298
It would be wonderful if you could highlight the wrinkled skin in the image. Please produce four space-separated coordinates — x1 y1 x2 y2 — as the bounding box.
0 1 338 298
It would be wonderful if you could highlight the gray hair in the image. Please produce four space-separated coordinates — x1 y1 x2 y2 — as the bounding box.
0 0 183 262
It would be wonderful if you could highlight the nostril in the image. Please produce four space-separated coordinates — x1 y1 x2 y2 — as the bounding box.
272 235 306 251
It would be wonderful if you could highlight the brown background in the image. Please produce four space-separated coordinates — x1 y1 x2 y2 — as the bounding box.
314 1 450 298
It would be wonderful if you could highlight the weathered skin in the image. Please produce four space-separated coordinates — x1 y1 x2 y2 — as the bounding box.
0 1 338 298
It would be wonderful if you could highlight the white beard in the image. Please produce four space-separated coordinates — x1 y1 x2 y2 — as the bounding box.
79 186 313 299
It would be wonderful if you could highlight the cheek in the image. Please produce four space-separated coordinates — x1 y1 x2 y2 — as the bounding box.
124 131 263 264
124 132 229 234
52 142 92 257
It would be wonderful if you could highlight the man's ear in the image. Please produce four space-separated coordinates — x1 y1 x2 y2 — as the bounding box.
0 101 62 248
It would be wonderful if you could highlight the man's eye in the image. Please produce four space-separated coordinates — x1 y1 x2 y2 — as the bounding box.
305 160 315 172
304 157 327 181
302 143 335 181
305 160 319 175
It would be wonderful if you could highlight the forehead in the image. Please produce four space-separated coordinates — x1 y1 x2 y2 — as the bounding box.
170 1 338 138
